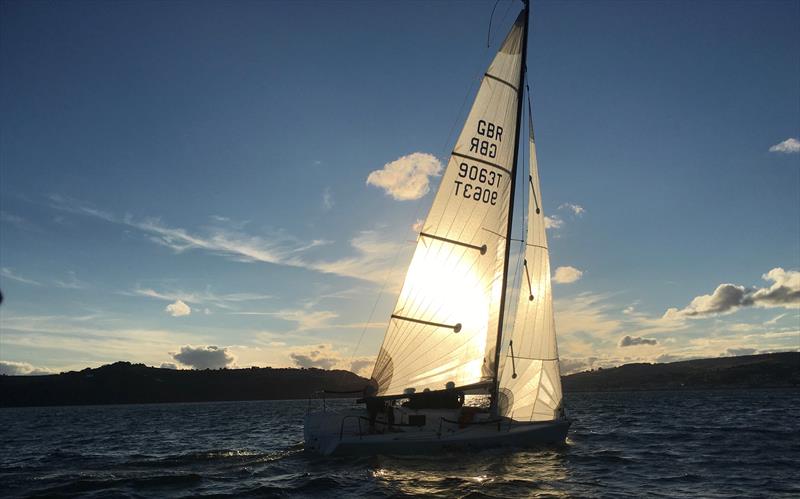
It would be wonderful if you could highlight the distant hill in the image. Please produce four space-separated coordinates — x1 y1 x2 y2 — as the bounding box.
562 352 799 392
1 353 797 407
0 362 369 407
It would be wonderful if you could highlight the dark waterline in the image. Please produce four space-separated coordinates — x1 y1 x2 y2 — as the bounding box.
1 390 798 498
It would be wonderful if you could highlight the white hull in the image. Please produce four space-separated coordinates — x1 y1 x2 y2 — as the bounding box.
304 407 570 456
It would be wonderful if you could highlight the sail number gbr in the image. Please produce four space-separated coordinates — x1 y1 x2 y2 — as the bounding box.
453 163 503 205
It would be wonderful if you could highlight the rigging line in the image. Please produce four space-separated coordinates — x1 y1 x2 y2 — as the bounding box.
351 196 428 371
525 72 540 215
502 74 527 348
491 2 529 412
487 0 501 47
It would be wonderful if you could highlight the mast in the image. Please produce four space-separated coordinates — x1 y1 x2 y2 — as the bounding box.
490 0 530 413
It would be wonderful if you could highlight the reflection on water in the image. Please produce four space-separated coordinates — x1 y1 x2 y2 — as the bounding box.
370 449 570 497
1 390 798 498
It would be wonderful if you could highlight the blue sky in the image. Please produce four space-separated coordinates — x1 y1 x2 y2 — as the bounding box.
1 0 798 375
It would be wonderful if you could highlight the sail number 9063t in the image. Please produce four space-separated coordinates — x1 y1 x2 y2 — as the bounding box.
453 162 503 205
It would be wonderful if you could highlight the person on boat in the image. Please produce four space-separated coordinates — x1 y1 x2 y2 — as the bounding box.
444 381 466 409
404 383 464 410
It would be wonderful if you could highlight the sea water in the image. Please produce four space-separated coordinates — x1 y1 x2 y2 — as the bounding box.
1 390 797 497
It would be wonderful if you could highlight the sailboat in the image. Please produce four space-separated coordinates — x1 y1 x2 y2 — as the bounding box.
304 0 570 455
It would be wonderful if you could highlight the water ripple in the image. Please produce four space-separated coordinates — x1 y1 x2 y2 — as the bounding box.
0 391 798 498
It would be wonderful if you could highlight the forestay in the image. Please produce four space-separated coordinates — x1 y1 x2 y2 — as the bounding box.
498 109 563 422
370 13 526 396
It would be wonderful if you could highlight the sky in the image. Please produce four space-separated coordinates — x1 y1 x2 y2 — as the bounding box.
1 0 798 376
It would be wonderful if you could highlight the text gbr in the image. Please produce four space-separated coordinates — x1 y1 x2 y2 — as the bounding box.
454 120 504 205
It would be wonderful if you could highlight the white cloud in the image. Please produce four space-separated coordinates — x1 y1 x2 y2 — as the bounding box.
127 286 272 310
49 196 403 284
160 362 178 369
312 229 409 285
544 216 563 229
0 313 207 370
290 352 338 369
349 358 375 376
553 266 583 284
172 345 235 369
0 360 52 375
724 347 757 356
366 152 443 201
768 137 800 154
619 335 658 347
1 267 41 286
663 268 800 319
412 218 424 233
165 300 191 317
558 203 585 216
232 309 338 331
322 186 334 211
54 271 86 289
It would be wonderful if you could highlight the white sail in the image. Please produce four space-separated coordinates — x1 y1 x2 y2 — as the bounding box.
498 116 563 422
370 13 526 396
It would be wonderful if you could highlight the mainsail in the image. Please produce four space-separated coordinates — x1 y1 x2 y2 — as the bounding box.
370 12 526 396
497 106 563 422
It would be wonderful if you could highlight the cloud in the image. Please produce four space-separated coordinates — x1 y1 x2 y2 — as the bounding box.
619 335 658 347
725 347 757 356
232 309 338 331
49 196 403 284
553 266 583 284
160 362 178 369
1 267 41 286
290 345 340 369
0 361 52 375
350 358 375 376
322 187 334 211
768 137 800 154
127 286 272 310
664 268 800 318
544 216 563 230
54 271 86 290
412 219 424 233
559 357 598 375
172 345 235 369
750 268 800 306
655 353 684 363
366 152 443 200
0 211 40 232
165 300 191 317
558 203 585 216
312 229 408 285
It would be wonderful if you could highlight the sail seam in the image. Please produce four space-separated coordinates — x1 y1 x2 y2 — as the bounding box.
484 72 519 93
419 232 487 254
526 243 548 250
451 152 512 175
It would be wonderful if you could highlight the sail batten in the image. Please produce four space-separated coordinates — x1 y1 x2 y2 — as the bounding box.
370 12 526 397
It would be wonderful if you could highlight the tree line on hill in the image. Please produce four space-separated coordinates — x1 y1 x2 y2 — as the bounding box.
0 352 796 407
